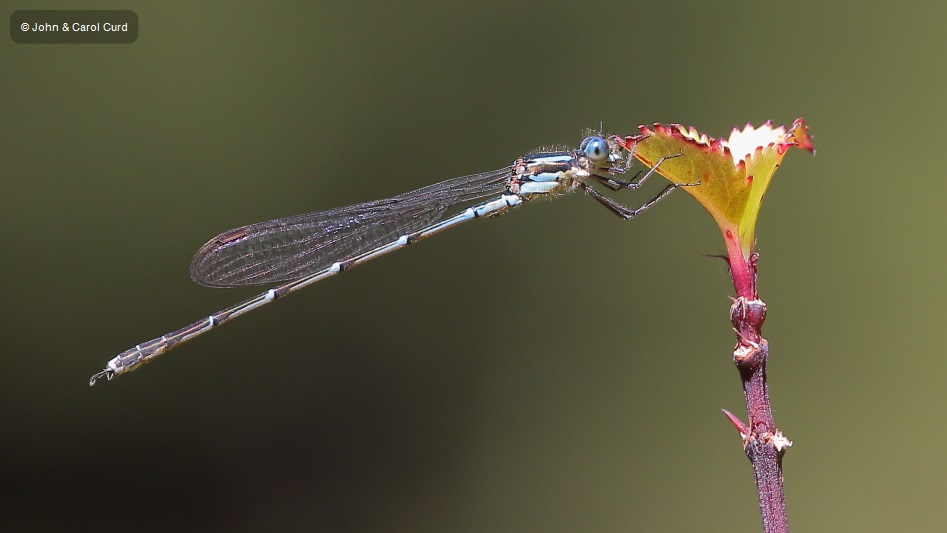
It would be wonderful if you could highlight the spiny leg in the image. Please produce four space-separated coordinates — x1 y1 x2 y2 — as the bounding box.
583 150 700 220
594 150 687 191
581 181 683 220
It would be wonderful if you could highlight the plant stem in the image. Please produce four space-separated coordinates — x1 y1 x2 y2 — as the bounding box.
723 230 791 533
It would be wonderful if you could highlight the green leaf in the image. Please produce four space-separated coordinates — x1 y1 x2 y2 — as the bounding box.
618 119 814 258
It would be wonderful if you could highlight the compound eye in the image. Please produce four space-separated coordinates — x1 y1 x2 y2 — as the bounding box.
582 136 610 167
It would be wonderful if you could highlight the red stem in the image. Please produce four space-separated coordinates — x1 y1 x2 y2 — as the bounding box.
724 230 790 533
724 229 756 300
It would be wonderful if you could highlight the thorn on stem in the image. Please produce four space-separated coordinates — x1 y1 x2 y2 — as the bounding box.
722 409 750 436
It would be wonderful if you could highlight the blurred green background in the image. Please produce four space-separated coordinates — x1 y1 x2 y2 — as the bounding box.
2 1 943 531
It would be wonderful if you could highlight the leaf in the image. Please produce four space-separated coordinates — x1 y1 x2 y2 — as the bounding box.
618 119 814 258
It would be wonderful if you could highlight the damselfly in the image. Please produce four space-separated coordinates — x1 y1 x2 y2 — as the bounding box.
90 133 685 385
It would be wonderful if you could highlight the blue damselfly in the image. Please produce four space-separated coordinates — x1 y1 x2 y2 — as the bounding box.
90 133 684 384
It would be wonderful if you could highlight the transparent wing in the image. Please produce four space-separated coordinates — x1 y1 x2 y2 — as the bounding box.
189 168 512 287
